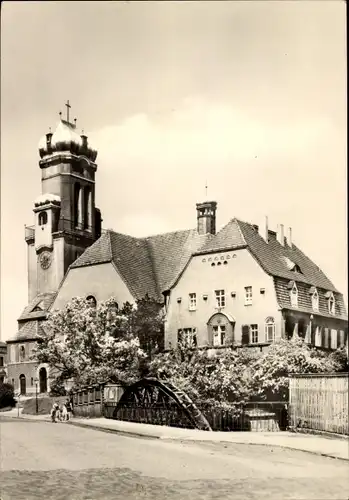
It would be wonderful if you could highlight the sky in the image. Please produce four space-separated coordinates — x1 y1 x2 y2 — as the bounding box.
0 1 347 341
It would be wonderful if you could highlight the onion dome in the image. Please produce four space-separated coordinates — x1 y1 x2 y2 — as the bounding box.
50 119 83 155
38 120 98 162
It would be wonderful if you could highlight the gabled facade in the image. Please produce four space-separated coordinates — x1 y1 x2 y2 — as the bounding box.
164 218 348 351
7 108 348 395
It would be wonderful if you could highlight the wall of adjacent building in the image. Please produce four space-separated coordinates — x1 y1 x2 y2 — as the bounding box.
52 262 134 310
165 248 281 349
6 341 38 394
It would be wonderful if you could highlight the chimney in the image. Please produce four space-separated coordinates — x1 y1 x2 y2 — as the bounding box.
286 227 292 248
196 201 217 235
258 216 269 242
277 224 285 246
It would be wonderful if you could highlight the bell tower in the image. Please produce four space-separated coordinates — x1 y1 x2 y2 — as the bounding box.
25 102 103 300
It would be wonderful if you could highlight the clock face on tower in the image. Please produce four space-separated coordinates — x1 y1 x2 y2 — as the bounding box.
39 251 52 270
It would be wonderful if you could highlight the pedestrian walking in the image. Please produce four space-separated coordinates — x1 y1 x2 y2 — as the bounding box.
61 402 68 421
50 403 59 423
65 399 73 421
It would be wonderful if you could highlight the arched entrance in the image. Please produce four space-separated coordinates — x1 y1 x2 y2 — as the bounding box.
207 312 235 346
39 367 47 393
19 374 26 395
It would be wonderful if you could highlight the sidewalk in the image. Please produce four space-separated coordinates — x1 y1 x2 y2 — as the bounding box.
2 408 348 461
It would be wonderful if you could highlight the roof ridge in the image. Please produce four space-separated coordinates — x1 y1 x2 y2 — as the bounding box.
106 230 114 261
143 228 194 240
233 218 248 246
145 239 162 299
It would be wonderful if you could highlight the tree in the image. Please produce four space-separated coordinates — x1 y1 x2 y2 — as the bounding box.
122 295 164 359
33 297 147 389
149 342 258 407
251 338 348 400
0 382 16 409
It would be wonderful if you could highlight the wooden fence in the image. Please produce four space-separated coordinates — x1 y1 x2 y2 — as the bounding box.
71 383 124 418
289 373 349 435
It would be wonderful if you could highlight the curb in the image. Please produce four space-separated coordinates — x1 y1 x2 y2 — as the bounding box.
67 420 161 440
2 414 348 462
67 420 349 462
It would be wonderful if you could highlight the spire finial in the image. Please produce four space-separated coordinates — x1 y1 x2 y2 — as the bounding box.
74 118 77 127
49 127 52 133
65 100 71 122
205 180 208 199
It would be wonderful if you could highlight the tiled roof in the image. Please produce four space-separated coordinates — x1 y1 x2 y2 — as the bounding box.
7 320 45 343
18 292 57 322
68 217 346 319
274 278 347 320
235 219 338 291
70 231 112 268
71 229 212 300
197 219 246 254
147 229 212 291
109 231 158 300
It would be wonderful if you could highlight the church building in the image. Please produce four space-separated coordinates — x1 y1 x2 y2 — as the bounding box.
6 105 348 395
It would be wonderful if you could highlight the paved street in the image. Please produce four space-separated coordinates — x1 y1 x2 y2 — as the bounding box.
1 418 348 500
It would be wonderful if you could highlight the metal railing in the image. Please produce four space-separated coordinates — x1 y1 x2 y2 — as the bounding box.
105 401 289 432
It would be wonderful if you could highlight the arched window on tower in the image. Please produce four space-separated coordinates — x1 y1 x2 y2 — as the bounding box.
38 211 47 226
74 183 82 228
84 187 92 231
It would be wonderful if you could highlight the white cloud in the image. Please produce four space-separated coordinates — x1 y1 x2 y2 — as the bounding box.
90 97 333 173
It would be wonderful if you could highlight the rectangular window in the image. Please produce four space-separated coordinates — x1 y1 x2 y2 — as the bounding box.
250 324 258 343
215 289 225 308
323 328 330 348
188 293 197 311
31 377 34 386
0 356 3 367
213 325 226 346
245 286 253 305
338 330 345 348
330 329 337 350
177 328 197 347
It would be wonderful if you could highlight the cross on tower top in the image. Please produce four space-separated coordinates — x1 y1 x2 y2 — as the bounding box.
65 100 71 122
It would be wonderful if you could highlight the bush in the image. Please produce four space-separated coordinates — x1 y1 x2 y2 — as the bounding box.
0 383 16 409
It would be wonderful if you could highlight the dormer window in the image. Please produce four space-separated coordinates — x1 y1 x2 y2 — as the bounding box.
282 256 302 274
86 295 97 308
287 281 298 307
309 286 319 311
326 292 335 315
